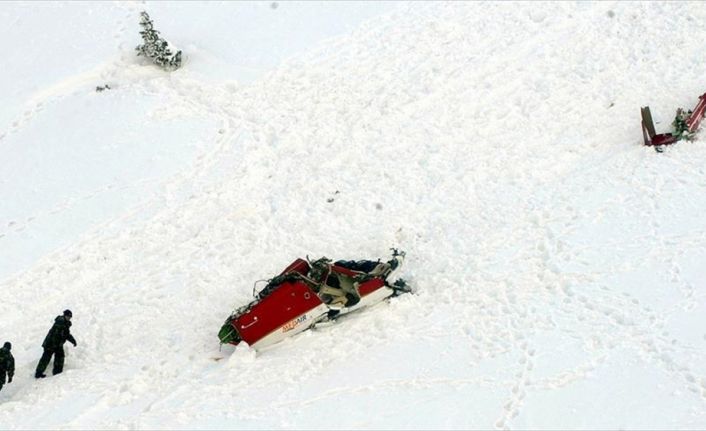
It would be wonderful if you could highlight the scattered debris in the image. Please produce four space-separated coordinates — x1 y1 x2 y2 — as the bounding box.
641 92 706 151
327 190 340 203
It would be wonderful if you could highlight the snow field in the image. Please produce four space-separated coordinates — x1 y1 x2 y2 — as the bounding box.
1 1 706 429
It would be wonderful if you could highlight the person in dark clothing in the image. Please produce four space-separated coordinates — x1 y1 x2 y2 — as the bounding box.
0 342 15 392
35 309 77 378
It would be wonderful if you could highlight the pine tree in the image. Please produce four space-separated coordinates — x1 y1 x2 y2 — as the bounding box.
135 11 182 70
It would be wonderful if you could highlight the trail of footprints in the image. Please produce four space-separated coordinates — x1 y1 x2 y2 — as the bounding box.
0 178 161 239
0 100 47 144
461 180 706 428
495 342 533 430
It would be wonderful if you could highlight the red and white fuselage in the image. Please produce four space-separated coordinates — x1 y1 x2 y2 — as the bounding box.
220 253 406 351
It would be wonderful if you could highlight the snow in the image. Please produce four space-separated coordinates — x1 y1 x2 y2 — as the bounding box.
2 1 706 429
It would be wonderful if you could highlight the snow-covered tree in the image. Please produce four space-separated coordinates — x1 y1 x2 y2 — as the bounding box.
135 11 182 70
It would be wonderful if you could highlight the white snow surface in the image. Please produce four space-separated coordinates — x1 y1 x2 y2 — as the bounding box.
2 1 706 429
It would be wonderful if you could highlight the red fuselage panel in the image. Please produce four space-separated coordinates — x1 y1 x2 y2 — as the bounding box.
235 280 323 345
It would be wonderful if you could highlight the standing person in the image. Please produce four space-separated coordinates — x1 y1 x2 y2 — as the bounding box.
0 342 14 392
35 309 77 378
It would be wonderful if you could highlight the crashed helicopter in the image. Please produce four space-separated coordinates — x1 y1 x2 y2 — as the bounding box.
218 250 410 351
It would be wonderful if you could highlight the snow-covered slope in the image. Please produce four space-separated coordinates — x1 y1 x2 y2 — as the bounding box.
2 1 706 429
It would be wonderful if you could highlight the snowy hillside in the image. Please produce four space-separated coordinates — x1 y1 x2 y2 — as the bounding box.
2 1 706 429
